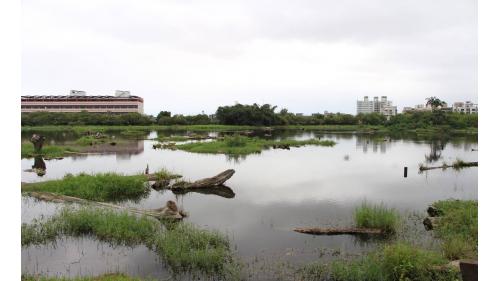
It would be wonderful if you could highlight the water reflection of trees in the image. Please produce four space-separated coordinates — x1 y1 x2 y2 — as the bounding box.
356 135 391 154
425 139 448 163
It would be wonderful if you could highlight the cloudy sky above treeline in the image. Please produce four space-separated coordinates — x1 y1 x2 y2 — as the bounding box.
22 0 477 115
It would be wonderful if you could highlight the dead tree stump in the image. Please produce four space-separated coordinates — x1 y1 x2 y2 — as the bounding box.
30 134 46 153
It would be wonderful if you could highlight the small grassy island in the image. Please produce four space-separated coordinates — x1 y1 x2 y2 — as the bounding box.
154 135 335 155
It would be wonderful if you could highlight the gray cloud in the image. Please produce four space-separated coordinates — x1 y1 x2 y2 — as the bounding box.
22 0 477 115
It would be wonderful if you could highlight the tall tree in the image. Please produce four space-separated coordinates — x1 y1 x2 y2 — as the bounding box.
425 97 446 111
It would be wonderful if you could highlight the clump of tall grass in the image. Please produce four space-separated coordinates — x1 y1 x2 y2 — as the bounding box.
22 208 239 277
300 243 459 281
432 200 478 259
22 173 149 202
154 168 181 181
354 202 399 234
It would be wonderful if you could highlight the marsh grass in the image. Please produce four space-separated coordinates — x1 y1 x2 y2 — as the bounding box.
121 130 150 139
354 202 399 234
22 208 239 277
21 273 149 281
174 136 335 155
300 243 459 281
432 200 478 259
154 168 182 181
21 173 149 202
21 143 79 158
75 136 110 146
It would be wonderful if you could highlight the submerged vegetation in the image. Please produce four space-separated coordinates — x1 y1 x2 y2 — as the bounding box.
431 200 478 260
21 173 149 202
22 208 239 277
300 243 459 281
354 202 400 234
161 135 335 155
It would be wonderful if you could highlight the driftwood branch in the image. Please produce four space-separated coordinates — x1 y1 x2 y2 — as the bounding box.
419 162 478 171
172 169 235 190
294 227 384 235
26 191 185 220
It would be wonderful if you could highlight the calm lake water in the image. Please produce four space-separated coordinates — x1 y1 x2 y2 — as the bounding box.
21 130 478 280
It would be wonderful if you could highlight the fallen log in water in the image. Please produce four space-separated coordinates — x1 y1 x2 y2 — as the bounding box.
293 227 384 235
172 169 235 190
419 161 477 171
25 191 185 220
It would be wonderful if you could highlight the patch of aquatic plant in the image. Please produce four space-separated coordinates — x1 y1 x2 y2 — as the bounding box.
21 273 149 281
21 143 79 159
22 208 240 277
419 159 478 172
21 173 149 202
154 168 182 181
354 201 399 234
299 243 459 281
75 136 111 146
173 136 335 155
432 200 478 260
120 129 150 139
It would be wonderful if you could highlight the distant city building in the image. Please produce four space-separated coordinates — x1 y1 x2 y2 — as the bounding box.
452 101 478 114
21 90 144 114
356 96 397 119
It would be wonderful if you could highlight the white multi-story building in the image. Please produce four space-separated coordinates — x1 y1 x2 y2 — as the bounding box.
357 96 397 118
452 101 478 114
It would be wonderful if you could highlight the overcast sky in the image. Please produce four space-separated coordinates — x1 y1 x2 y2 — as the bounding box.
22 0 477 115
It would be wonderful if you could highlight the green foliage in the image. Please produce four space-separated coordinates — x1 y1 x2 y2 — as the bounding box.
432 200 478 259
22 208 239 276
300 243 459 281
216 103 284 126
22 173 149 202
22 112 154 126
75 136 109 146
354 202 399 234
173 136 335 155
157 114 213 125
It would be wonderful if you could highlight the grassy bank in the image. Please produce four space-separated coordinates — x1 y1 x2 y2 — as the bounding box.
21 124 478 135
354 202 399 234
22 208 239 277
21 143 81 159
21 173 149 202
432 200 478 260
167 135 335 155
22 274 149 281
300 243 459 281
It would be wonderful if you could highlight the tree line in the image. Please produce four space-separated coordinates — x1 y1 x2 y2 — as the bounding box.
21 102 477 129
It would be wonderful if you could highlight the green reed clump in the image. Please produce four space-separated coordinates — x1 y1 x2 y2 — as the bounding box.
300 243 459 281
154 168 181 181
432 200 478 259
22 208 239 277
354 202 399 234
154 223 236 275
22 173 149 202
21 273 150 281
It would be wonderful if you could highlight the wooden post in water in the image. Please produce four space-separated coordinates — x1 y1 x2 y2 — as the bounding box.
404 167 408 178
